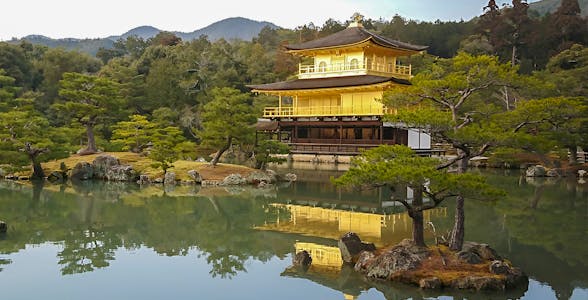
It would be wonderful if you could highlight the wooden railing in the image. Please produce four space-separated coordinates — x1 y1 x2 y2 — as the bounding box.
288 143 446 156
298 62 411 78
263 105 386 118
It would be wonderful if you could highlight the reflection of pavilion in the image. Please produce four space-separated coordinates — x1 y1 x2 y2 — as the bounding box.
258 203 447 246
259 203 447 300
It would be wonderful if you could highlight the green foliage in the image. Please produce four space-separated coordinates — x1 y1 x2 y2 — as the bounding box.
200 87 257 149
254 140 289 169
111 115 156 152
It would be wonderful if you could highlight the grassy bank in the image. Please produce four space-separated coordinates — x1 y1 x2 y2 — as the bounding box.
41 152 255 181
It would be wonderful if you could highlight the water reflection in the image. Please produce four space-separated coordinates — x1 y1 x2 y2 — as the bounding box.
0 171 586 300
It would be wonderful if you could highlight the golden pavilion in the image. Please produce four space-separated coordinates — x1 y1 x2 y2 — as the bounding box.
249 14 431 155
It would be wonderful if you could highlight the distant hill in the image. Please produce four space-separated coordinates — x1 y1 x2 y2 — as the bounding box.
529 0 588 17
13 17 279 56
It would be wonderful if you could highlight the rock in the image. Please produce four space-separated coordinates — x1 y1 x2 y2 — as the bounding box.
187 170 202 183
578 170 587 178
419 277 442 289
47 171 65 183
293 250 312 268
153 178 164 184
505 267 528 289
284 173 297 182
525 165 546 177
221 174 246 185
196 157 207 163
137 174 150 185
246 171 276 185
164 172 176 185
450 276 505 291
354 251 376 272
201 180 220 186
92 155 120 179
361 239 429 279
489 260 511 275
546 169 560 177
459 242 501 263
257 181 267 188
338 232 376 264
106 165 136 182
457 250 482 264
0 221 6 233
70 162 94 180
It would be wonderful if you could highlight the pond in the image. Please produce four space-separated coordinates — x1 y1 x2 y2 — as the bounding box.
0 169 586 300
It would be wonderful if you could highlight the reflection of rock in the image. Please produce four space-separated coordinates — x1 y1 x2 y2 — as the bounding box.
70 162 94 180
0 221 7 233
284 173 297 182
578 170 587 178
293 250 312 268
419 277 442 289
449 276 504 290
546 169 560 177
526 165 546 177
338 232 376 264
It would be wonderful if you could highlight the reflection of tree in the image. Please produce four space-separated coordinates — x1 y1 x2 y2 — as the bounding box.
58 226 121 275
0 258 11 271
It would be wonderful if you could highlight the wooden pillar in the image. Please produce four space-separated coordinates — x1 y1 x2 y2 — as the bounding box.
278 95 282 115
339 125 343 145
380 125 383 143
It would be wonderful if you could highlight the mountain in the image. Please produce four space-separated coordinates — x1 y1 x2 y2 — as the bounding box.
529 0 588 17
13 17 279 56
175 17 279 41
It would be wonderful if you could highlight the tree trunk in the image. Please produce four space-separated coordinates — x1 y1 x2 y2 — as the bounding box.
569 146 578 165
456 149 469 173
411 185 426 247
449 194 465 251
211 137 232 166
31 158 45 180
80 123 98 155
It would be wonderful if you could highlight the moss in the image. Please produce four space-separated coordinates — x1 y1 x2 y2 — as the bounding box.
392 245 506 286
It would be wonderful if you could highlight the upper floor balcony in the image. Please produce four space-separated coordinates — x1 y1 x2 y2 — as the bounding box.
298 61 411 80
262 105 397 118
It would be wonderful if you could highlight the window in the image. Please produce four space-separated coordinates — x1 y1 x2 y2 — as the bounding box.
318 61 327 72
350 58 359 69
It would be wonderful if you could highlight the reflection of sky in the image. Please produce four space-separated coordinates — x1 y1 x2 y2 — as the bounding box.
1 243 345 300
2 242 585 300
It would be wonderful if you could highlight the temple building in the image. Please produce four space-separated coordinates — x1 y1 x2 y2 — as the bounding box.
249 14 432 155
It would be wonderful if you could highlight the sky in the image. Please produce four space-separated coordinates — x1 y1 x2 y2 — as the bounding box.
0 0 541 41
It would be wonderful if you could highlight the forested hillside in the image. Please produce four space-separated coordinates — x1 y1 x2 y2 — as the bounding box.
0 0 586 173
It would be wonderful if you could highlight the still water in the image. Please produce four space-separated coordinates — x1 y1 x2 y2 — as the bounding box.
0 169 586 300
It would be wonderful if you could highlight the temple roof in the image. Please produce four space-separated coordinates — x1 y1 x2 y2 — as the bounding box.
247 75 409 92
285 26 428 52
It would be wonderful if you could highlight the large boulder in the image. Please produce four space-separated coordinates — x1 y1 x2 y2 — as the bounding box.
106 165 136 182
47 171 66 183
221 174 246 186
164 172 176 185
457 242 501 264
92 155 120 179
292 250 312 269
338 232 376 264
187 170 202 183
246 171 276 185
137 174 150 185
70 162 94 180
358 239 429 279
525 165 546 177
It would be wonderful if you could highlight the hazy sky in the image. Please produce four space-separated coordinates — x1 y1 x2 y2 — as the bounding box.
0 0 541 40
